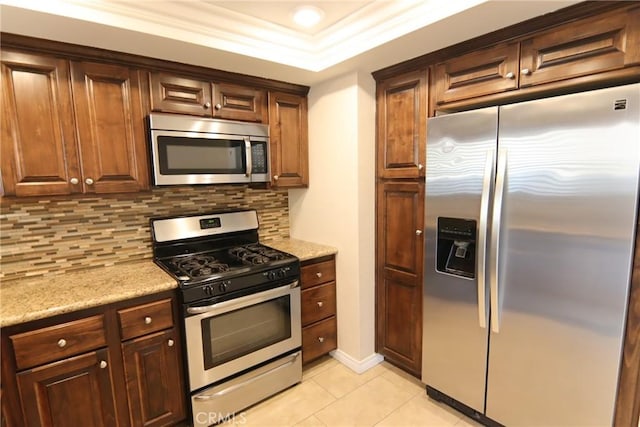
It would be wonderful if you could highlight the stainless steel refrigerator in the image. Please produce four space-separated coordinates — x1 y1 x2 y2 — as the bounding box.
422 83 640 426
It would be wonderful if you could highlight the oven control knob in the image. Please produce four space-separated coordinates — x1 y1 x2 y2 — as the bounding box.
203 285 213 295
219 281 230 292
277 268 286 279
267 271 277 281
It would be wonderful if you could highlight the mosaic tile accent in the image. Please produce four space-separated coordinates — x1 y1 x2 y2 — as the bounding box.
0 186 289 282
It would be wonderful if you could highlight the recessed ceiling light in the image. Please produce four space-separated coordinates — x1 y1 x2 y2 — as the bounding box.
292 5 325 28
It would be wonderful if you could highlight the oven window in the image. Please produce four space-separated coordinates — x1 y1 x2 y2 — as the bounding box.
201 295 291 369
157 136 245 174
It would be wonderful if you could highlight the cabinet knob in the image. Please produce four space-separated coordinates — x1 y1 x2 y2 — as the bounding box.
204 101 211 109
318 337 325 343
168 339 175 347
144 316 152 325
70 177 79 185
215 103 222 110
418 163 424 170
505 72 515 79
273 175 279 181
316 272 322 278
521 68 531 76
416 229 423 236
99 360 107 369
57 339 67 348
85 178 94 185
317 301 324 308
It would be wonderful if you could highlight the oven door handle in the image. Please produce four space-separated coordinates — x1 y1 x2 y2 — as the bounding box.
193 351 301 401
186 280 299 315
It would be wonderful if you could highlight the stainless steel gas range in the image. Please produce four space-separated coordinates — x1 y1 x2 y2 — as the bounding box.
150 210 301 427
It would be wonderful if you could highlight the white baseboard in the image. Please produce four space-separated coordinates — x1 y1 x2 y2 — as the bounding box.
330 349 384 374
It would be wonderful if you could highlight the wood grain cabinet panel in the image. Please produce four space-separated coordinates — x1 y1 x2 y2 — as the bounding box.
376 69 427 178
122 329 185 427
434 42 520 105
300 256 337 364
376 181 424 376
0 50 80 197
149 72 267 122
71 61 149 194
16 349 118 427
10 315 106 371
520 7 640 87
268 91 309 188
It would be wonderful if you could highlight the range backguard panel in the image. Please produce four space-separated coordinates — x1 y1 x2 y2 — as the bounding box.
436 217 477 279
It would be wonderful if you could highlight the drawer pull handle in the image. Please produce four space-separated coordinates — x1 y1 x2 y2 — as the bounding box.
316 272 322 278
57 339 67 348
204 101 211 109
168 339 175 347
99 360 107 369
505 72 515 79
521 68 531 76
85 177 94 185
144 316 152 325
317 301 324 308
318 337 325 343
215 103 222 110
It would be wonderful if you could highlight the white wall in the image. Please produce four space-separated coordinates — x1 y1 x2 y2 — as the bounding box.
289 70 377 367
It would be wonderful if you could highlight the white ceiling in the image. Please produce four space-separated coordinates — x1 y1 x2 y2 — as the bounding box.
0 0 581 86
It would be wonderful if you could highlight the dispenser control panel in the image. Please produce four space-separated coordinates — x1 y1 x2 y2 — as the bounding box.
436 217 477 279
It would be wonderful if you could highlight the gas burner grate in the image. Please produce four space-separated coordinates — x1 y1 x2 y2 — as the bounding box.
228 246 270 265
171 254 230 278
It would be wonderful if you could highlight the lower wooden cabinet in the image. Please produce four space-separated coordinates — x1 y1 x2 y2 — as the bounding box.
122 329 185 427
16 349 118 427
376 181 424 376
300 256 337 364
1 291 186 427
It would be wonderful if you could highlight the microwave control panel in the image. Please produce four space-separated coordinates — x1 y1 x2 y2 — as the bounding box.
252 143 267 173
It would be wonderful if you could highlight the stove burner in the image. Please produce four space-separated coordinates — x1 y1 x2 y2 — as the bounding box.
228 246 270 265
245 244 288 260
172 254 230 278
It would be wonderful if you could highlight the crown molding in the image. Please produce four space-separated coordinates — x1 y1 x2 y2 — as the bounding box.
0 0 487 72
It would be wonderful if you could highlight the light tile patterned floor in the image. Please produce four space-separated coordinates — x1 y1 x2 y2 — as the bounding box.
224 356 483 426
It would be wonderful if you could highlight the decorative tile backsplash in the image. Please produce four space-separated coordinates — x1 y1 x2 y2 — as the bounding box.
0 186 289 282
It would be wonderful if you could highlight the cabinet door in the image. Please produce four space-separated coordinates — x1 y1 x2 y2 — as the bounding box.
520 7 640 87
122 329 185 427
268 92 309 188
0 50 80 196
434 42 520 105
213 82 267 122
377 70 427 179
149 72 213 116
71 61 149 194
376 181 424 376
16 349 118 427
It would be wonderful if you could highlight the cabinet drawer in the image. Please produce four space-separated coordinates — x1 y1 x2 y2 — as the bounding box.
10 315 107 370
301 282 336 326
302 317 337 364
301 259 336 289
118 298 174 341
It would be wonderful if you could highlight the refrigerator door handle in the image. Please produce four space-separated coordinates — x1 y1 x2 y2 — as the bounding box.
490 148 508 333
477 150 495 329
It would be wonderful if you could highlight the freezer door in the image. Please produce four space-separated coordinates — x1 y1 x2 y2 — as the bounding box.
486 84 640 425
422 106 497 413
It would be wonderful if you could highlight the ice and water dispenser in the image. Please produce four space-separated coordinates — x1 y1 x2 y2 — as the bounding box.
436 217 477 279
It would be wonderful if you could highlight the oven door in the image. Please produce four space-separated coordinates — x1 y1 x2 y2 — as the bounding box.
150 129 269 185
184 282 301 392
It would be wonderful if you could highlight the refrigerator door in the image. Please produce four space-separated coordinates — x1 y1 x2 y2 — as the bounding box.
486 84 640 425
422 106 497 413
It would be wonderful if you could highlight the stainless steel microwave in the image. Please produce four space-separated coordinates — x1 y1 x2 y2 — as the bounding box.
148 113 270 185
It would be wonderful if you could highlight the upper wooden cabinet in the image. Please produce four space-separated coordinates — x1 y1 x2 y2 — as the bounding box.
1 51 149 197
149 72 268 122
434 6 640 107
268 91 309 188
377 69 427 179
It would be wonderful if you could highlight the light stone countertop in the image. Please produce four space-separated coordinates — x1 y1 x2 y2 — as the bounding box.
268 238 337 261
0 261 177 328
0 238 336 329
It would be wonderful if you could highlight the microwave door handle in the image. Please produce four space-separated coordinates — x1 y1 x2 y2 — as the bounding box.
244 137 252 177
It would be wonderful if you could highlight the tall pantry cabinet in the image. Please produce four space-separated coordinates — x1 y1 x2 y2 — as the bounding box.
374 69 428 376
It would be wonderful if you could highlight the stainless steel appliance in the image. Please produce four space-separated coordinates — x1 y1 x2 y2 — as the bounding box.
422 83 640 426
150 210 301 427
148 113 270 185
